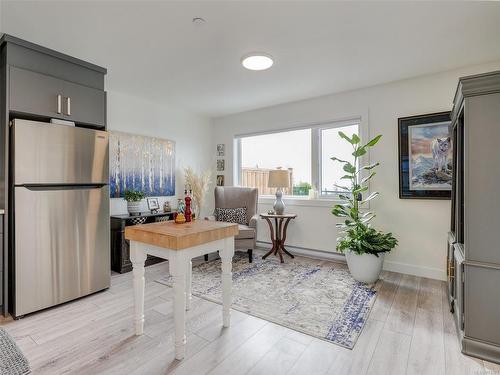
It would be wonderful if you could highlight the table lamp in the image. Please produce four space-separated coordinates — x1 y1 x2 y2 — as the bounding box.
268 168 290 215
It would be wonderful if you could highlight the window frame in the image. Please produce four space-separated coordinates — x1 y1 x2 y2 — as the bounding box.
234 114 370 204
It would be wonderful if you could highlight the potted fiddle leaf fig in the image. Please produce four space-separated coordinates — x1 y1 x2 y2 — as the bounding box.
124 190 145 216
331 132 398 283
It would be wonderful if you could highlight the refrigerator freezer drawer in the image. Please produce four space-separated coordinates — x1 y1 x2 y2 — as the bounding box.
12 119 109 185
14 185 110 317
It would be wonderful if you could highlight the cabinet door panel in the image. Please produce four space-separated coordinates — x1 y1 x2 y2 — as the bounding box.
10 66 64 118
465 264 500 344
62 80 106 126
465 93 500 263
9 67 105 127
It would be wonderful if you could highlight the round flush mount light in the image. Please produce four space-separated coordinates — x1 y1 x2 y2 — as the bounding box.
241 53 274 71
192 17 206 26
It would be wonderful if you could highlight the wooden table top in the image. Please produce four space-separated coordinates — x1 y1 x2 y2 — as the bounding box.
260 213 297 219
125 220 239 250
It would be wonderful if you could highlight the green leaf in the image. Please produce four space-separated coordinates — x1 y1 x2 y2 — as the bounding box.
364 134 382 148
331 156 348 164
332 204 348 217
338 131 354 144
332 209 347 217
343 163 356 174
362 191 380 203
338 194 352 201
353 186 368 194
340 174 353 180
351 134 361 144
360 214 375 224
361 172 376 184
352 147 367 157
358 163 380 173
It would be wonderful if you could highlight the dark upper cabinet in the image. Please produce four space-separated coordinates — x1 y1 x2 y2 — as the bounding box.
9 66 106 127
1 34 107 129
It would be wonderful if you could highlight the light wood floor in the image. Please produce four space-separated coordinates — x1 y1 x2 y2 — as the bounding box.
1 257 499 375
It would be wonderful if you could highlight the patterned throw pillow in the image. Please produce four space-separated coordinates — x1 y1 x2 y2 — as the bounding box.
216 207 248 225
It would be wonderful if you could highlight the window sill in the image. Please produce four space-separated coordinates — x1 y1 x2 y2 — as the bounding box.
258 196 340 208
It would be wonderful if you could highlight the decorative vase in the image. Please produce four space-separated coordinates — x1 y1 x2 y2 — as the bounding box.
127 201 142 216
273 189 285 215
345 251 384 284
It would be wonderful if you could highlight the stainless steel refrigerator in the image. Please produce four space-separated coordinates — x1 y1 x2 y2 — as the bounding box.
11 119 110 317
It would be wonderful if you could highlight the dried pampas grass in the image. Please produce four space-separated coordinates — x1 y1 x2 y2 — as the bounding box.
184 166 212 218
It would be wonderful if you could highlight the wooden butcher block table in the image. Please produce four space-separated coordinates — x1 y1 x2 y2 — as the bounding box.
125 220 239 360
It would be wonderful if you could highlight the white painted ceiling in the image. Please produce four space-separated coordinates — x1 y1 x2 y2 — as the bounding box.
2 1 500 117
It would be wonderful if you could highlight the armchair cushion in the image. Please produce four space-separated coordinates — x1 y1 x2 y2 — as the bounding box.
215 207 248 225
236 224 256 240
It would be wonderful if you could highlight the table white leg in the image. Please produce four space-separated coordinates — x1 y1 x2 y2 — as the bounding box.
186 259 192 311
130 241 147 336
170 255 187 360
220 237 235 328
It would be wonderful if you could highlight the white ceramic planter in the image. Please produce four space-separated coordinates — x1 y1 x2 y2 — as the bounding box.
345 251 385 284
127 201 142 216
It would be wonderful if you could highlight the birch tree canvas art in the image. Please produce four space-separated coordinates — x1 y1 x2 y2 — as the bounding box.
109 131 175 198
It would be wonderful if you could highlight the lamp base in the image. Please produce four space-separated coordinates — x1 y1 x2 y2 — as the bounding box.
273 189 285 215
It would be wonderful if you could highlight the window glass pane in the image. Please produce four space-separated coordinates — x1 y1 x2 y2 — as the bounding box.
321 124 359 196
240 129 311 196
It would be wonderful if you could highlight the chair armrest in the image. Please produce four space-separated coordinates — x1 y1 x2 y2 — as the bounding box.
248 214 259 228
205 215 216 221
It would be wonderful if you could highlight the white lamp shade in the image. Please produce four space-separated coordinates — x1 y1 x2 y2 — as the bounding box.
268 169 290 188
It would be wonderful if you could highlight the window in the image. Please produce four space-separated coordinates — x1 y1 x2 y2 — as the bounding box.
236 118 362 199
320 124 358 196
239 129 311 197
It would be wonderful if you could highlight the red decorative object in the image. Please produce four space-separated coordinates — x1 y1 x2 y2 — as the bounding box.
184 190 192 222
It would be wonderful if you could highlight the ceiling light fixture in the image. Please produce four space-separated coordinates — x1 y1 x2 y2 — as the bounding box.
241 53 274 71
192 17 206 26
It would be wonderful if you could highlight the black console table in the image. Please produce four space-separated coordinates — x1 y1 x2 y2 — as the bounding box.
111 211 176 273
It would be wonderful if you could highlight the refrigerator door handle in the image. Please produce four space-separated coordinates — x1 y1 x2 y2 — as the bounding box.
21 184 107 191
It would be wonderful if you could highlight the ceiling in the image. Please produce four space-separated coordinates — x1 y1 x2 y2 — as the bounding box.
2 1 500 117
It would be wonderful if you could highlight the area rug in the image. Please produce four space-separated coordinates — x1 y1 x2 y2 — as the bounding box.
156 252 377 349
0 328 30 375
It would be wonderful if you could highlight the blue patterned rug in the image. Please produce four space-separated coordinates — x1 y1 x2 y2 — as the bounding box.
156 251 377 349
0 328 30 375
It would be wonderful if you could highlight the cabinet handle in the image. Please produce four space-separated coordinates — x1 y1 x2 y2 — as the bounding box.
57 94 62 114
66 97 71 116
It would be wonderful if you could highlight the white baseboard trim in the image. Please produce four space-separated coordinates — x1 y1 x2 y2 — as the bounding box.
382 260 446 281
256 241 446 281
256 241 347 263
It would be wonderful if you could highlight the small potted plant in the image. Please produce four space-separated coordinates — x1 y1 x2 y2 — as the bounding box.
124 190 145 216
331 132 398 283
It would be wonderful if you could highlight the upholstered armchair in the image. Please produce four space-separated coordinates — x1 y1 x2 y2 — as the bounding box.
205 186 258 262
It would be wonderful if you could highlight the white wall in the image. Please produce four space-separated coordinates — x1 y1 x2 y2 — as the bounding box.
107 90 214 217
213 61 500 281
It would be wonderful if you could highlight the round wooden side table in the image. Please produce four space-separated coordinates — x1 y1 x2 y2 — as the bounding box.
260 213 297 263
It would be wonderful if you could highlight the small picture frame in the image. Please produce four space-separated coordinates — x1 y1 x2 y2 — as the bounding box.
216 159 225 171
147 197 160 213
216 144 225 157
216 175 225 186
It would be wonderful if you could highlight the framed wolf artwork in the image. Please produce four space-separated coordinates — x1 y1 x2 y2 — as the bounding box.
398 112 452 199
